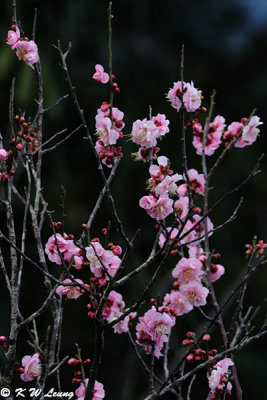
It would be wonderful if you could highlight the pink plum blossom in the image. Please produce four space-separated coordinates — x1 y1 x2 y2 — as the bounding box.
45 234 69 265
0 148 8 161
136 306 175 357
85 242 121 279
241 115 263 145
154 173 182 196
15 40 39 66
211 263 225 282
56 278 84 299
174 196 189 220
7 25 20 49
95 114 119 146
158 227 178 249
167 81 202 113
224 121 244 147
208 358 234 394
93 64 109 84
75 378 105 400
102 291 136 334
163 290 193 316
178 169 204 197
183 81 202 112
139 195 173 220
131 118 158 148
152 113 170 137
192 115 225 156
20 353 41 382
179 281 209 307
172 257 204 284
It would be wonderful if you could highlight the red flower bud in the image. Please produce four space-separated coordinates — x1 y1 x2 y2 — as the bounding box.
68 358 80 366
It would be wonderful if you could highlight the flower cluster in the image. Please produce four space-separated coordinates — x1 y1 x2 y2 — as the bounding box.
191 115 226 156
131 114 169 152
45 233 84 269
208 358 234 399
162 256 209 317
102 290 136 334
85 240 121 281
139 156 181 220
191 114 263 155
167 81 202 113
7 25 39 66
224 115 263 148
95 102 124 167
136 306 175 358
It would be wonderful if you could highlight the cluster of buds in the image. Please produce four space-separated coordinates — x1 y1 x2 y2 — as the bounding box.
68 356 91 385
50 221 63 230
245 239 267 258
185 332 217 363
12 115 39 153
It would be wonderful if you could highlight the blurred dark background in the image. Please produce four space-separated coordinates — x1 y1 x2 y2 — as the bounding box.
0 0 267 399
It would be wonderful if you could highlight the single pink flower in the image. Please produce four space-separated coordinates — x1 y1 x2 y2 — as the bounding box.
56 278 84 299
179 281 209 307
183 81 202 112
15 40 39 65
163 290 193 316
131 118 158 148
95 114 119 146
172 257 204 283
7 25 20 49
152 113 170 137
174 196 189 220
93 64 109 84
45 234 69 265
139 195 173 220
20 353 41 382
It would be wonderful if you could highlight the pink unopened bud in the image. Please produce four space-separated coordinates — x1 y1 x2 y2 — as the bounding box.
16 143 23 150
194 348 206 356
16 367 25 373
91 237 99 242
72 378 82 385
87 311 96 319
193 206 201 214
101 228 108 235
111 245 122 255
83 358 91 365
98 278 106 287
68 358 80 366
150 298 156 305
0 336 7 348
186 353 194 362
182 339 194 346
173 281 180 289
186 331 195 339
203 334 211 342
74 371 82 378
194 355 202 361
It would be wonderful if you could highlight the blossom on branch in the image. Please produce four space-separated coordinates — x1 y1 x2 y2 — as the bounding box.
20 353 41 382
